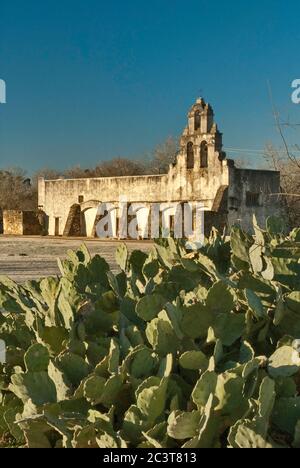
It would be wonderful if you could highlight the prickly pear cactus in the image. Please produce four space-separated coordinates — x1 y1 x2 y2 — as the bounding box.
1 218 300 448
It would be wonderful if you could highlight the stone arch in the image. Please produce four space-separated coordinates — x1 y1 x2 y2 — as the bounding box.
200 141 208 168
187 142 194 169
80 200 101 212
80 200 101 237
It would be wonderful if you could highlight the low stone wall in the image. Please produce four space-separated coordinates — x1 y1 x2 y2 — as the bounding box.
3 210 45 235
3 210 23 235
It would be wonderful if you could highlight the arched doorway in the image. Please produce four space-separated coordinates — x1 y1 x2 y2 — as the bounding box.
63 204 81 236
80 200 101 237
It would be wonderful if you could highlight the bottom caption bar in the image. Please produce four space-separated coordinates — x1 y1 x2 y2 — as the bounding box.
100 449 199 465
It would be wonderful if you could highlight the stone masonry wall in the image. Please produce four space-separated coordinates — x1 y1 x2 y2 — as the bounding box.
3 210 24 235
227 168 282 231
3 210 43 236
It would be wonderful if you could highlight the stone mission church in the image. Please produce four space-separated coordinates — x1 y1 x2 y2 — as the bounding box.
35 98 281 238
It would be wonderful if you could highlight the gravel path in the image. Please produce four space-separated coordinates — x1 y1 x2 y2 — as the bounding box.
0 236 152 283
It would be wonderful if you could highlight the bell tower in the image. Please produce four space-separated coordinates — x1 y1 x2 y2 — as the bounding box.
187 97 214 134
180 98 226 170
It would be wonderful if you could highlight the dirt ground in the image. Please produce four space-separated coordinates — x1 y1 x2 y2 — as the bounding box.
0 236 152 283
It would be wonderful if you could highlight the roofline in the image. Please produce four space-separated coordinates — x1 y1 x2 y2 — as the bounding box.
42 173 167 182
235 168 280 175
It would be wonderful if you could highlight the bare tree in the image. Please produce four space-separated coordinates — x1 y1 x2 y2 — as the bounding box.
33 168 63 181
0 168 37 232
264 82 300 228
92 157 147 177
0 168 36 211
34 160 147 180
264 144 300 228
148 136 179 174
64 166 91 179
31 136 179 182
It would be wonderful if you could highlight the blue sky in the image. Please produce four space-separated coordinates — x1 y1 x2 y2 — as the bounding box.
0 0 299 173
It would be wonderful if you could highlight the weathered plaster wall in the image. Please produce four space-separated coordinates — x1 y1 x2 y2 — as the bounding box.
39 160 231 236
227 168 281 230
38 98 281 237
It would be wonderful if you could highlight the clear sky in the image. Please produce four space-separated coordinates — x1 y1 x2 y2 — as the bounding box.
0 0 299 173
